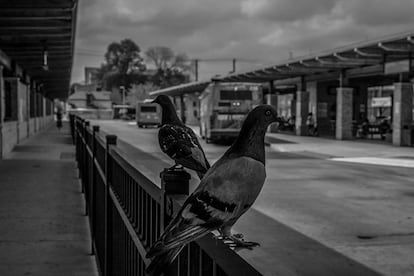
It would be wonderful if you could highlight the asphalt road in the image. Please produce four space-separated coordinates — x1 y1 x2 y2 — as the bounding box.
92 119 414 276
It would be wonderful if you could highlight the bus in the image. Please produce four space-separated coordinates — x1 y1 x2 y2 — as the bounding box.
136 100 161 128
199 82 264 143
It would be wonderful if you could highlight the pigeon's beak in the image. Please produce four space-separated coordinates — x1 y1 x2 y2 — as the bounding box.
272 112 281 123
151 98 157 104
276 116 284 124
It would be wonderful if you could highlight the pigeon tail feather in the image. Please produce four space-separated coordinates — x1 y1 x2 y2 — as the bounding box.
147 225 208 258
146 246 184 276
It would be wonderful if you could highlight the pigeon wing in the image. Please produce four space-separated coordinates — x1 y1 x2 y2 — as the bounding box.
159 125 209 173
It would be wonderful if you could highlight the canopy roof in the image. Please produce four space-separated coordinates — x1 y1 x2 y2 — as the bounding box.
150 31 414 97
149 81 210 97
219 30 414 83
0 0 78 99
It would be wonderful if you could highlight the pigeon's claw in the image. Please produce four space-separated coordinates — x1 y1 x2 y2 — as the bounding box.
227 234 260 250
232 233 244 239
216 231 260 250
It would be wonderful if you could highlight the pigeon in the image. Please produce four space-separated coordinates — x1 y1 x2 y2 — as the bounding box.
145 104 280 276
152 95 210 179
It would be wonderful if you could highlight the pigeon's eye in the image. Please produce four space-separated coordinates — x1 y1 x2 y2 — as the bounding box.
265 110 272 116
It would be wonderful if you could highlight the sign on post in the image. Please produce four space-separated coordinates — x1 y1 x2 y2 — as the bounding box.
371 97 392 107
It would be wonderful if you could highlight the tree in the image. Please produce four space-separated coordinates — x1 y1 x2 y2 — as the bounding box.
98 39 147 91
145 46 191 88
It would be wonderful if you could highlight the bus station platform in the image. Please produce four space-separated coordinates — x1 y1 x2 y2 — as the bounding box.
264 131 414 165
0 123 98 276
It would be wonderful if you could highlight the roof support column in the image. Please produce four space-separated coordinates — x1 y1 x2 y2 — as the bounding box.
267 81 278 133
392 82 413 146
336 71 353 140
0 65 4 159
336 87 354 140
295 77 309 136
180 94 186 124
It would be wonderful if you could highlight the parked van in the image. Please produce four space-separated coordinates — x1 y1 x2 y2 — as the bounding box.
136 100 161 128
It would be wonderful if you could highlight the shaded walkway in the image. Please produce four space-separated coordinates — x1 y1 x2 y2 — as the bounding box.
0 123 97 276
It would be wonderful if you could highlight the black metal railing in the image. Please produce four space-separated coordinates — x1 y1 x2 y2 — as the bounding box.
69 114 261 276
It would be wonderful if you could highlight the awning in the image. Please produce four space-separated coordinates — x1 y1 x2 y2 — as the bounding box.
0 0 78 99
218 30 414 83
149 81 210 97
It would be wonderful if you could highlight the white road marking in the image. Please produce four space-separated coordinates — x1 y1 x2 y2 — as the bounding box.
330 157 414 168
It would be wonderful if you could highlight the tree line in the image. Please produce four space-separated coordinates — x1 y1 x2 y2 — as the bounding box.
96 38 191 94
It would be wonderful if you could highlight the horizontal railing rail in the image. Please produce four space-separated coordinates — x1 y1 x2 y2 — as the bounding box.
69 114 262 276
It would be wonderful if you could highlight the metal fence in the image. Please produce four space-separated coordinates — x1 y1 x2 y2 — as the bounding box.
70 114 261 276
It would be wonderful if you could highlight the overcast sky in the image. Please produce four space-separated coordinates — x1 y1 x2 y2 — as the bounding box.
71 0 414 84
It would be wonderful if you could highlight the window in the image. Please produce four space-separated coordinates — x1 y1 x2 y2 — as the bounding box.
46 100 52 115
4 81 17 121
30 87 36 118
36 94 43 117
220 90 252 100
141 106 157 113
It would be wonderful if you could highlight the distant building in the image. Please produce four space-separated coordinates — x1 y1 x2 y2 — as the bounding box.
84 67 100 85
68 91 112 109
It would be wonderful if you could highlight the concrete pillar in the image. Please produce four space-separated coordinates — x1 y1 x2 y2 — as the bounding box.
179 94 185 124
0 65 4 159
336 87 353 140
295 91 309 136
308 81 318 123
266 93 279 132
392 82 413 146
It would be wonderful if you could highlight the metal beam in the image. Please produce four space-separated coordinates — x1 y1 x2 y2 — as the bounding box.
0 16 72 21
316 56 376 67
332 53 379 63
0 33 72 39
378 42 414 52
353 48 383 58
0 26 72 31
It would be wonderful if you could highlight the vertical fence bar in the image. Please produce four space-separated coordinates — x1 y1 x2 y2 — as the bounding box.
105 135 117 276
84 121 90 214
91 125 100 255
82 121 90 195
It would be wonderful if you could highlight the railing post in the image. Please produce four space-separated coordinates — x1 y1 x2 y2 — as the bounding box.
105 135 117 276
83 121 90 210
69 114 75 144
159 168 191 275
75 117 79 166
82 121 90 194
160 168 191 231
90 125 100 255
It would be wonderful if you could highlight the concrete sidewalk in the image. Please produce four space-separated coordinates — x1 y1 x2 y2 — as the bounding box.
0 123 98 276
265 132 414 158
189 125 414 160
265 132 414 168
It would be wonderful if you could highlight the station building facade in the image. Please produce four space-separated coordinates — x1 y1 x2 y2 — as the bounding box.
0 0 77 158
0 59 55 158
150 31 414 147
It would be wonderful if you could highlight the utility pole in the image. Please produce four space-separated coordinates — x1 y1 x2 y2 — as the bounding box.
194 59 198 81
232 58 236 73
120 86 125 105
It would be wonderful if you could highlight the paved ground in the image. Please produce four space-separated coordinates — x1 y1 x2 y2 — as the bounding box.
0 123 98 276
92 119 414 276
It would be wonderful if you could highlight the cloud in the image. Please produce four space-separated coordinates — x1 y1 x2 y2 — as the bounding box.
240 0 338 22
71 0 414 83
342 0 414 26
